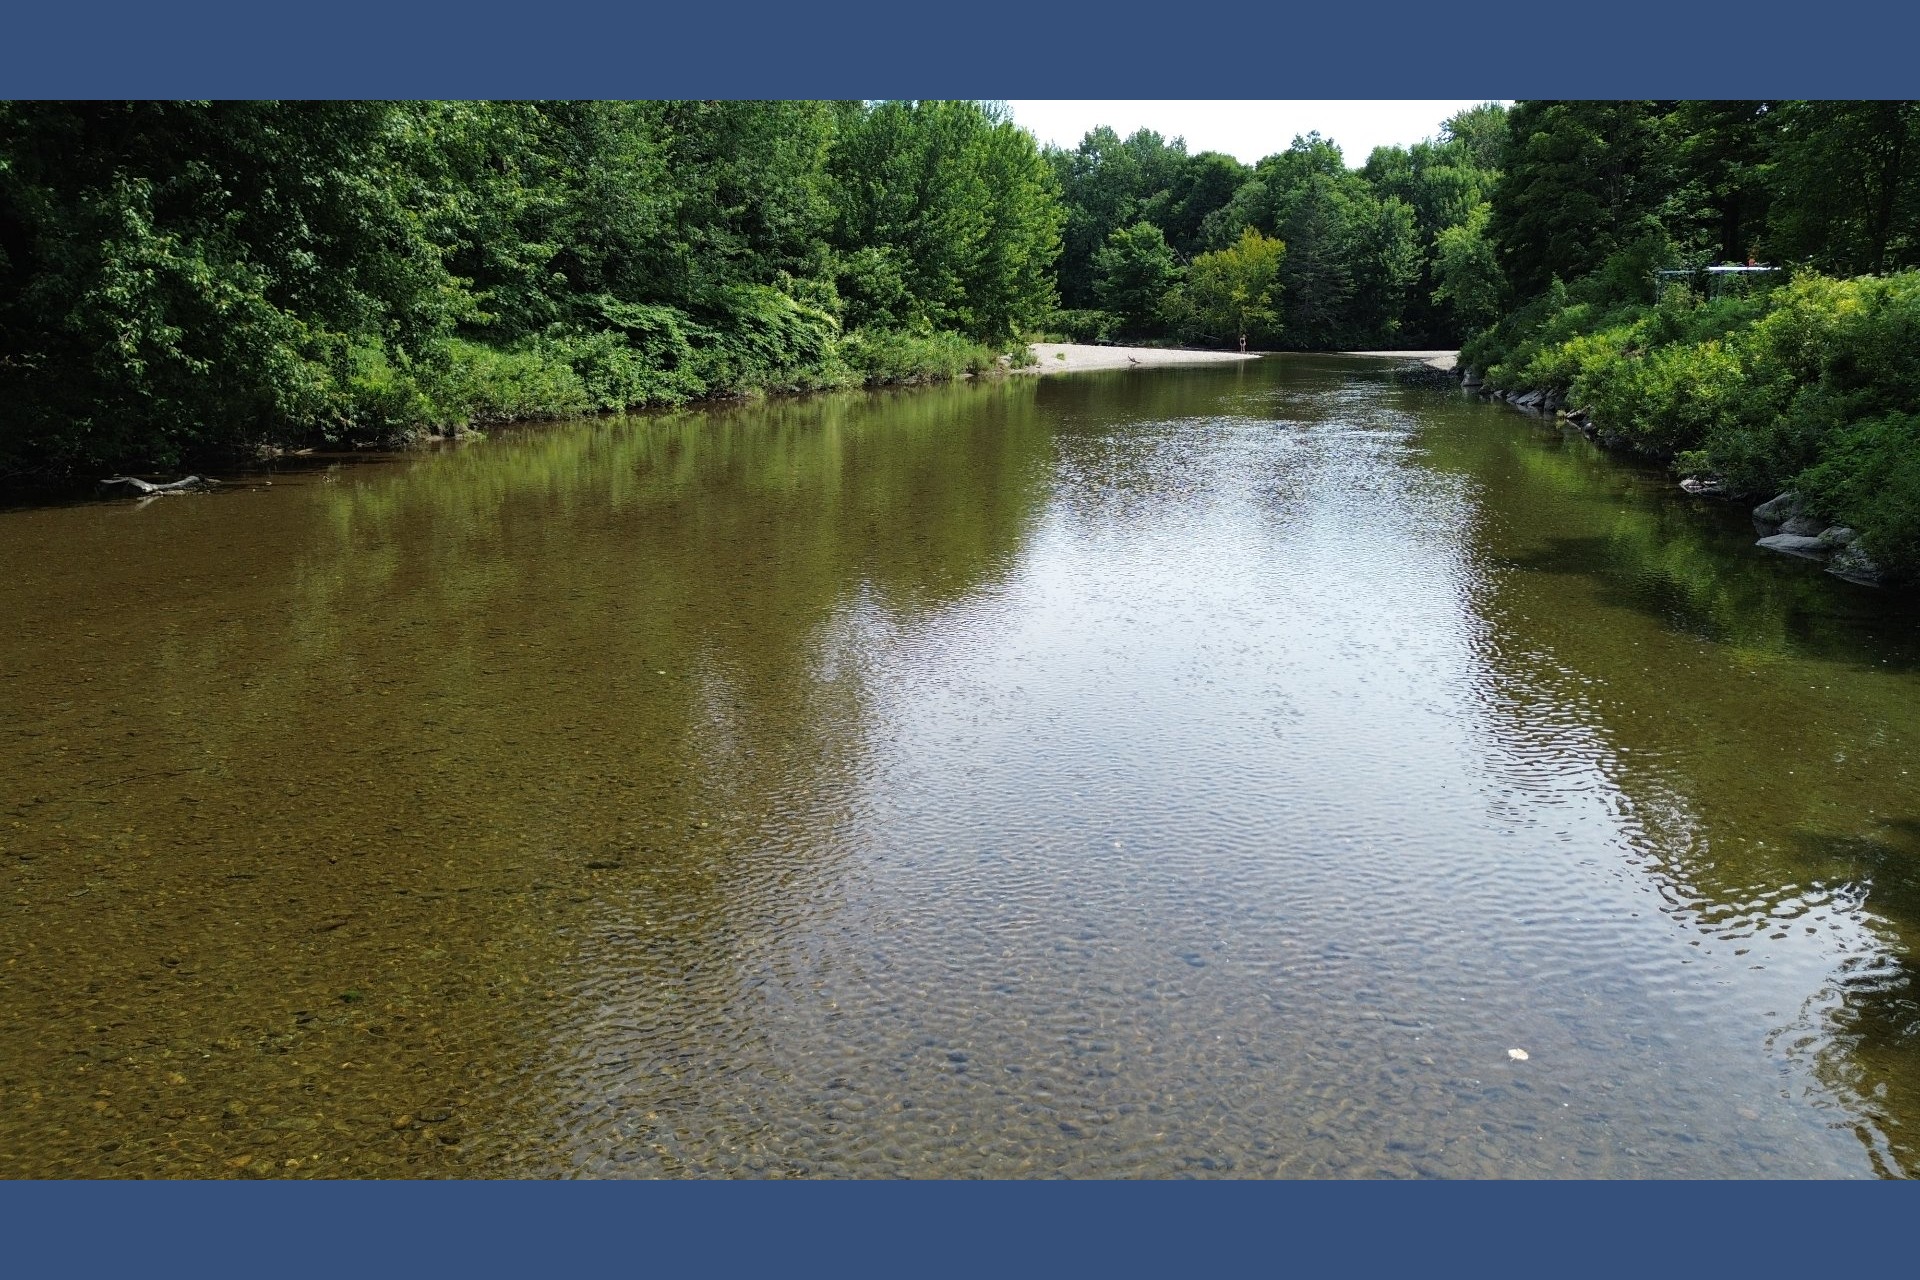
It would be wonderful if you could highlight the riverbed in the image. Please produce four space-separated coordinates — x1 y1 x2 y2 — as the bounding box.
3 355 1917 1177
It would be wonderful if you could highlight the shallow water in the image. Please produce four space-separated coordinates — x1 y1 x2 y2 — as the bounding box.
3 356 1917 1178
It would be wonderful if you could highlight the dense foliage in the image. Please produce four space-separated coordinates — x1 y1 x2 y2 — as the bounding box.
1461 100 1920 579
1047 106 1507 349
1173 229 1285 347
8 98 1916 582
0 99 1515 480
0 100 1060 479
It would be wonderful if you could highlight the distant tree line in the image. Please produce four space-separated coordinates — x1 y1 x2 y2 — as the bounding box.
1046 104 1509 348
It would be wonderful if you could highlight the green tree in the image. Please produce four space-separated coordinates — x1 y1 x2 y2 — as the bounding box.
1348 195 1423 342
0 99 1070 480
1431 202 1505 333
1666 100 1776 264
1047 126 1189 309
0 101 461 476
1276 172 1358 347
1441 103 1510 173
1046 128 1249 312
1093 221 1182 334
830 100 1061 339
1361 126 1499 343
1180 228 1285 347
1157 151 1252 258
1767 100 1919 275
1488 100 1676 298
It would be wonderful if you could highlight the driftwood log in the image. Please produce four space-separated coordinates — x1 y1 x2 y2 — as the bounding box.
97 475 220 498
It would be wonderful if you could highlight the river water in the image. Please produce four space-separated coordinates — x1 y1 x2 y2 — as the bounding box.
3 355 1917 1178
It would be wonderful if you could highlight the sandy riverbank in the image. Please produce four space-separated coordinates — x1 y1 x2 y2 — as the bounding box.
1024 343 1260 373
1023 344 1458 374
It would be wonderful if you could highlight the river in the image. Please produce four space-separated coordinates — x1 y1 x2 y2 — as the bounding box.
3 355 1917 1178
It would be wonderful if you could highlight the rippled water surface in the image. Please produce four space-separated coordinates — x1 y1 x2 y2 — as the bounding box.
5 356 1919 1178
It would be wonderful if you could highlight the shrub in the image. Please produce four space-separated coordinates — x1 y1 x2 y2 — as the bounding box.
430 339 591 425
1575 337 1751 458
840 329 996 383
1468 267 1920 574
1046 309 1119 344
1795 413 1920 579
689 285 847 395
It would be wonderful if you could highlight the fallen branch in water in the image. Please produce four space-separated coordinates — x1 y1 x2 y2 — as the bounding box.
97 475 220 498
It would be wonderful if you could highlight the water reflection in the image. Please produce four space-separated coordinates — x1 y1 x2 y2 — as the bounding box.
0 379 1053 1176
1416 375 1920 1177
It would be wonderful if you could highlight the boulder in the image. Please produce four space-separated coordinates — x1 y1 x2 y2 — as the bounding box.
1827 543 1885 585
1680 476 1727 496
1818 525 1857 548
1752 492 1800 531
1779 513 1826 537
1755 533 1828 559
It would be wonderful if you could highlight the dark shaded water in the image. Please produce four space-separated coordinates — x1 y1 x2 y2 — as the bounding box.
3 356 1917 1178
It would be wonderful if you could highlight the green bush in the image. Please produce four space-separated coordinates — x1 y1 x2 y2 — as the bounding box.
689 285 848 396
840 328 997 384
1795 413 1920 578
1046 309 1119 344
1466 268 1920 576
1574 336 1750 457
429 339 591 425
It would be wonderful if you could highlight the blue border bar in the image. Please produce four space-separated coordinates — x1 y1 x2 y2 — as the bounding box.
2 1 1915 98
4 1180 1916 1275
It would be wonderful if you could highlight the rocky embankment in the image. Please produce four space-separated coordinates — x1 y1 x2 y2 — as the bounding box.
1456 366 1886 586
1747 492 1883 584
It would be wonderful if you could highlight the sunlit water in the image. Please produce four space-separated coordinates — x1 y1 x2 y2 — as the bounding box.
4 356 1917 1178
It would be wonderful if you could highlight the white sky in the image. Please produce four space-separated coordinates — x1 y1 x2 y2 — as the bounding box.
1003 101 1502 167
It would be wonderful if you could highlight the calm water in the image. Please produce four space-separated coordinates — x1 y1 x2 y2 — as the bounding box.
4 356 1918 1178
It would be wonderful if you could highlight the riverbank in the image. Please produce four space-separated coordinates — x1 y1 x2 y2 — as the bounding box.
0 328 1022 493
1024 343 1260 374
1457 270 1920 586
1456 367 1893 586
1022 345 1462 375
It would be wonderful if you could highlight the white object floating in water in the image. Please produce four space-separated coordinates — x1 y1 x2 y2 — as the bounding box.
1508 1048 1530 1062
